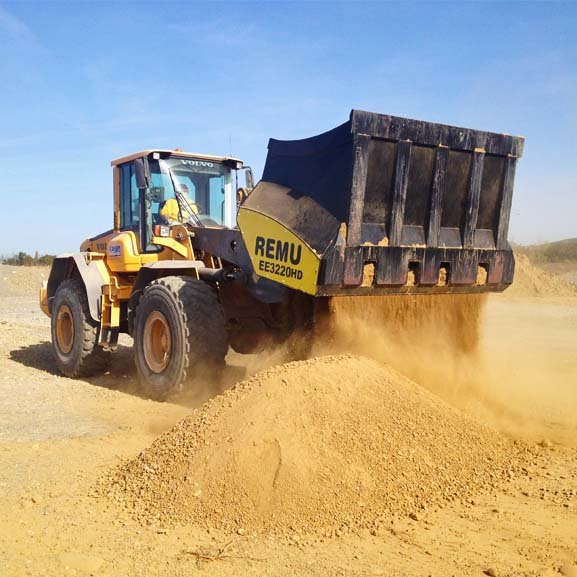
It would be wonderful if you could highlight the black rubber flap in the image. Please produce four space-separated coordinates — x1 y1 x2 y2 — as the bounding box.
245 120 355 255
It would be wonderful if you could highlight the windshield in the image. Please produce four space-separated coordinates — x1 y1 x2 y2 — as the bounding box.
148 156 234 227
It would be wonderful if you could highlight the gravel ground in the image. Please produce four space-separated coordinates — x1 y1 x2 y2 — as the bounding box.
0 264 576 577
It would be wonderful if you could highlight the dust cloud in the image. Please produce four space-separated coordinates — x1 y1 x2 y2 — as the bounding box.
312 294 577 445
176 256 577 445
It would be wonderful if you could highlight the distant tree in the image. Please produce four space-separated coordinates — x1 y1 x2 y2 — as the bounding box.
38 254 55 266
17 252 33 266
1 252 55 266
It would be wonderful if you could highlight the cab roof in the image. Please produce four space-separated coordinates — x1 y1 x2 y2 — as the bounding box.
111 149 243 167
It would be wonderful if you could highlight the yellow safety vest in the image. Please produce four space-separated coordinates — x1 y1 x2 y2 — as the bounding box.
159 198 198 223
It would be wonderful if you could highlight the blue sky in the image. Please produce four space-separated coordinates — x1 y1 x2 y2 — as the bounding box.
0 1 575 255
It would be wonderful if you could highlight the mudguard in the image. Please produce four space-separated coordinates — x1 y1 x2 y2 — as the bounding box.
46 253 110 323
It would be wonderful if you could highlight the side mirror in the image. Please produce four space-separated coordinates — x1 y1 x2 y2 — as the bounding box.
244 167 254 190
134 158 150 189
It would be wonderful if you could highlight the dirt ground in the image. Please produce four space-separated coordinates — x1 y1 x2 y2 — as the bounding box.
1 263 577 577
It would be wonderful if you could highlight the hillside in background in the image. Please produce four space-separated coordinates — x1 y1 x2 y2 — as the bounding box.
515 239 577 286
516 238 577 263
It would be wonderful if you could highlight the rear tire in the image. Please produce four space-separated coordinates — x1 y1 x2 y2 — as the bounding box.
51 278 110 377
133 276 228 401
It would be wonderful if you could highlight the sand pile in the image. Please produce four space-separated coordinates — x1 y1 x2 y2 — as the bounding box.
507 254 577 298
106 355 524 535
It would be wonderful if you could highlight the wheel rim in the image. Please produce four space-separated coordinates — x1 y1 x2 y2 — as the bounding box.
56 304 74 354
143 311 172 373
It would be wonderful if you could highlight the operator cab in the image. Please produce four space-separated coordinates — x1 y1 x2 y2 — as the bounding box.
111 150 250 252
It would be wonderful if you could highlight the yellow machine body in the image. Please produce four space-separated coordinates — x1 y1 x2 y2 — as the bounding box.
41 149 237 350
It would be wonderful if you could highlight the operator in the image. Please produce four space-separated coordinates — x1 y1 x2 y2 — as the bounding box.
159 183 199 225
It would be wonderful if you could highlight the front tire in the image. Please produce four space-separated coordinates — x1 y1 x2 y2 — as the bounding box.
51 278 110 377
133 276 228 401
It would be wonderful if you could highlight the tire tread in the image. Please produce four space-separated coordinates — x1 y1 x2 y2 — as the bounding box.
52 278 110 377
134 276 227 399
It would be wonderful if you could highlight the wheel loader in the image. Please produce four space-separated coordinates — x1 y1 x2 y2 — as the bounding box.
40 110 524 399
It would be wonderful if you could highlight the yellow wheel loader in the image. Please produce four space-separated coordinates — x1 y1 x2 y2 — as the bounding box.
40 110 524 400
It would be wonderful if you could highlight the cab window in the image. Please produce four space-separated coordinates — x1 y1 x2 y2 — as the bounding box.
119 163 139 231
118 161 160 252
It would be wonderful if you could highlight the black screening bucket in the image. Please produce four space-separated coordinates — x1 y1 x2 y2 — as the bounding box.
241 109 524 296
